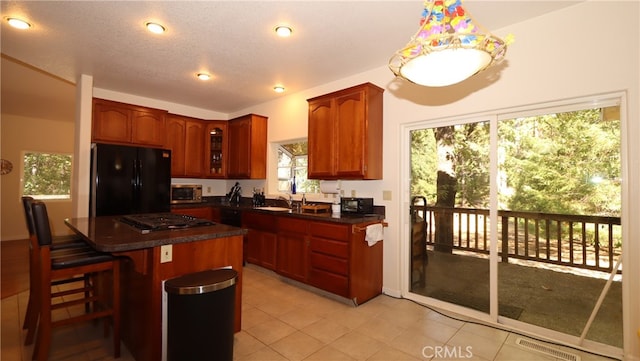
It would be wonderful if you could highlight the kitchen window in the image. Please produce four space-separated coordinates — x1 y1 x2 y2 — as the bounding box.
277 141 319 194
22 151 72 200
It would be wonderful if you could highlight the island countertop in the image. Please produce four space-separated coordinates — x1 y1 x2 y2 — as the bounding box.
65 216 248 253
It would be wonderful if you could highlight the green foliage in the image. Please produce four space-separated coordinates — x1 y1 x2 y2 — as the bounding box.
410 107 621 217
411 122 489 208
453 122 490 208
499 108 620 216
410 129 437 202
23 152 72 197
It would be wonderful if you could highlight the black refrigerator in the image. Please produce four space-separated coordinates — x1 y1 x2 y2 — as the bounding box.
90 143 171 216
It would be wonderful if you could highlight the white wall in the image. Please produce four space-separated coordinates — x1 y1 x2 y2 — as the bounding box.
231 1 639 359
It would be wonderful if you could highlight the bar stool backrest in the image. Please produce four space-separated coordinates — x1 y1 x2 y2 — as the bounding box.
21 196 37 237
31 201 54 247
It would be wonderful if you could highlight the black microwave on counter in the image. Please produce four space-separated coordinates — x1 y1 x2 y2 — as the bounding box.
340 197 374 214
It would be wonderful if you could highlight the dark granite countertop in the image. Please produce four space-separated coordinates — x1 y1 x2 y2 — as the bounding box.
172 198 385 225
65 216 247 253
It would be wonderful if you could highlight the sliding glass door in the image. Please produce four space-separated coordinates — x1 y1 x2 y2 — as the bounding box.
407 96 623 350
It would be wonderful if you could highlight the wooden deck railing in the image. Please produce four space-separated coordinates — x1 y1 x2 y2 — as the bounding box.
416 206 622 274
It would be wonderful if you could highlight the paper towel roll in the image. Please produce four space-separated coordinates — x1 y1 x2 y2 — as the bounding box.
320 180 340 194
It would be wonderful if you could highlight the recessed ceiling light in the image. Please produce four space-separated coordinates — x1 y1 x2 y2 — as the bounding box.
274 26 292 37
7 17 32 30
145 22 166 34
273 86 285 93
197 73 211 81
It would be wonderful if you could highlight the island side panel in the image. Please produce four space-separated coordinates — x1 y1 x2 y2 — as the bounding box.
119 235 243 361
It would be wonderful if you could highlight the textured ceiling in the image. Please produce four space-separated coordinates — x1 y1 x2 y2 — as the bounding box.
1 1 583 116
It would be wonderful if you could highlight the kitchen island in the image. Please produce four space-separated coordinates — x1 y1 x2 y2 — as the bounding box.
65 216 247 361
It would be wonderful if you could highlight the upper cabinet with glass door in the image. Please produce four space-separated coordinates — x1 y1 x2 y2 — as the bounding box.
307 83 383 180
204 121 228 178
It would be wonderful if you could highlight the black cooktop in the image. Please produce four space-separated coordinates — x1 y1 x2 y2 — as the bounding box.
120 213 214 233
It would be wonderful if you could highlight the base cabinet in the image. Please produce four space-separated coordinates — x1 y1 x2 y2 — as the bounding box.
277 218 308 282
307 221 351 297
243 212 277 270
244 210 383 304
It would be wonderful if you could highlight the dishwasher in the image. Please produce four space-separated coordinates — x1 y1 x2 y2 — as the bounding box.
220 208 242 227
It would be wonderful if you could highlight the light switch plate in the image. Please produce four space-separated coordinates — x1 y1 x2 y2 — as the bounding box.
160 245 172 263
351 190 356 197
383 190 392 201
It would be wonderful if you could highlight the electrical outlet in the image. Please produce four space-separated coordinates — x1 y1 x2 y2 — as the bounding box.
383 190 392 201
351 190 356 197
207 186 211 193
160 245 172 263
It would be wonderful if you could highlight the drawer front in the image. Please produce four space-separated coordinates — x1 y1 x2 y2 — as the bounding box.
308 268 348 297
310 237 348 258
278 217 308 234
171 206 212 221
310 252 348 275
309 221 350 241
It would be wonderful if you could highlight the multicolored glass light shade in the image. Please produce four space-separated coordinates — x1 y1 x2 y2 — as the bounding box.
389 0 512 87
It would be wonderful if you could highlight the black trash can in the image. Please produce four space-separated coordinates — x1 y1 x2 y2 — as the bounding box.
165 268 237 361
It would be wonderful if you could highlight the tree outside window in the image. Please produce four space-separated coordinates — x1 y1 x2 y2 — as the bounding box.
277 141 319 194
22 152 72 200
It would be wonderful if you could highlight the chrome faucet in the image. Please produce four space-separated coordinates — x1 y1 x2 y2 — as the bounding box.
277 194 293 208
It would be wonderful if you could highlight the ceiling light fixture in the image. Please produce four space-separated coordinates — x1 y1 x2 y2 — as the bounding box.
273 86 285 93
197 73 211 81
7 17 32 30
389 0 513 87
145 22 166 34
274 26 292 37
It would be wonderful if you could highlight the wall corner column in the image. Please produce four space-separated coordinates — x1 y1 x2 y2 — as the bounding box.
72 74 93 218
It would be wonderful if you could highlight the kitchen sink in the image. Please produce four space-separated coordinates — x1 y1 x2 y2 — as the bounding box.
254 206 291 212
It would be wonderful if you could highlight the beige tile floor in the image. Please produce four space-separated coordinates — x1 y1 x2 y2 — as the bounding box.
2 265 616 361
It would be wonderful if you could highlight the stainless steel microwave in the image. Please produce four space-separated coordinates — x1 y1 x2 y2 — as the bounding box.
340 197 374 214
170 184 202 204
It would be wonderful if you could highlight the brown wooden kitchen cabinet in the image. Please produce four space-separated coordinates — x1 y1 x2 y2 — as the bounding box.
171 206 213 221
307 83 384 180
243 212 277 270
307 221 351 297
92 98 167 147
165 114 205 177
307 219 383 304
227 114 268 179
204 121 228 178
276 217 309 282
242 209 383 305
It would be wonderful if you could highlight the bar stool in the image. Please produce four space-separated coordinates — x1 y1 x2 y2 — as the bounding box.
30 201 121 360
21 196 92 345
